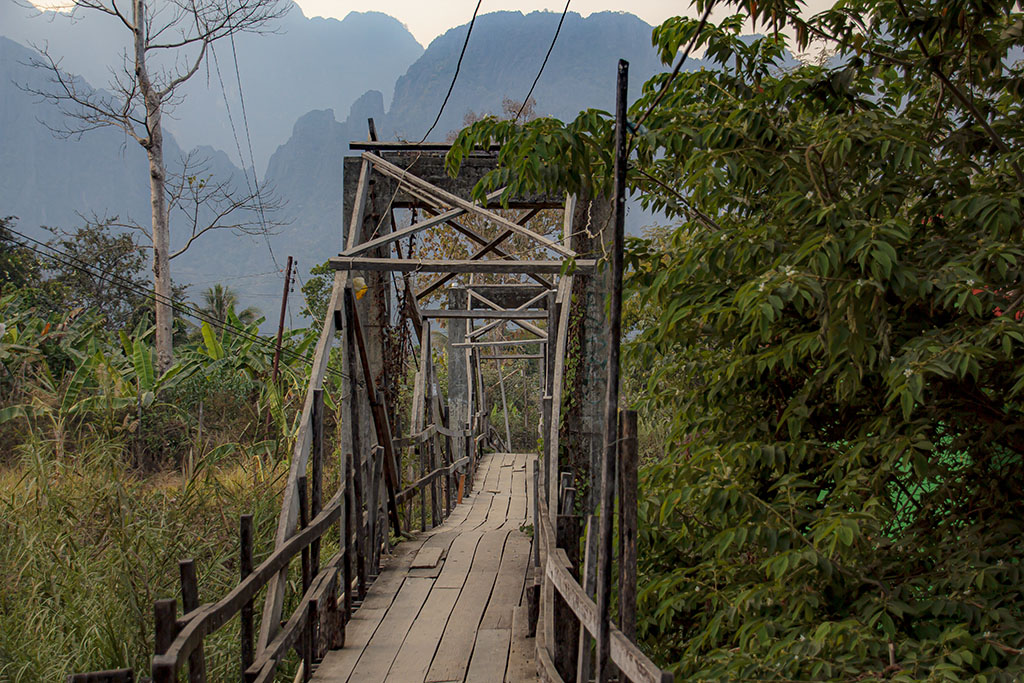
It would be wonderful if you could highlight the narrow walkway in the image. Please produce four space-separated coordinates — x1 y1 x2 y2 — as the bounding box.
313 452 538 682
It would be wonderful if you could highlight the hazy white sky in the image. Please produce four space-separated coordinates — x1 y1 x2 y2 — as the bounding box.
295 1 718 47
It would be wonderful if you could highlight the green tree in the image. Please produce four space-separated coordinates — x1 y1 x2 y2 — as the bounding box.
198 284 260 327
448 1 1024 678
0 217 42 292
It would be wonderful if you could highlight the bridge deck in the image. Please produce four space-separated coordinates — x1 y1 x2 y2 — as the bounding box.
313 452 538 682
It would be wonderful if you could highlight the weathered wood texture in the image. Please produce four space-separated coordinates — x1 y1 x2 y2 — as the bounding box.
312 453 536 682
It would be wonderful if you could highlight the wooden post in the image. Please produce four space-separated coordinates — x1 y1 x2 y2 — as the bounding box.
311 389 324 573
298 476 310 596
555 514 582 681
497 359 513 451
577 514 599 682
239 515 254 679
343 452 355 628
178 559 207 683
270 255 294 384
151 598 178 683
303 599 316 682
619 409 639 642
596 58 629 683
345 287 403 536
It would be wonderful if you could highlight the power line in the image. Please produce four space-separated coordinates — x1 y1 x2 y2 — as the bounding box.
209 42 283 276
629 0 716 148
2 228 347 382
421 0 484 142
515 0 571 122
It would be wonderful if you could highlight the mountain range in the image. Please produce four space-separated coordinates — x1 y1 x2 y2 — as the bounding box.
0 4 704 326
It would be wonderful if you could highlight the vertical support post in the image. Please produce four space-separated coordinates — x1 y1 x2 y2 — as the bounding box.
447 288 469 462
179 559 207 683
619 409 639 641
498 359 512 451
311 390 324 573
596 57 629 683
270 255 294 384
576 514 599 682
240 514 254 679
303 598 316 682
151 598 179 683
298 476 311 596
341 451 353 647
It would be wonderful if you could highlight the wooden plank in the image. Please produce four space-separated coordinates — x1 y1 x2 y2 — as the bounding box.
480 532 532 629
259 272 347 651
348 577 435 682
311 607 387 682
411 546 444 569
434 530 483 589
465 628 512 683
421 309 548 320
364 152 575 258
480 354 544 360
331 257 593 274
386 586 461 681
425 530 510 682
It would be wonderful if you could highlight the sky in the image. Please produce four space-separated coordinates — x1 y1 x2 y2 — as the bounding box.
295 1 726 48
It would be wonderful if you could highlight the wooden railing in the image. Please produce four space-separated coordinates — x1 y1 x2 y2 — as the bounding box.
530 410 673 683
67 275 491 683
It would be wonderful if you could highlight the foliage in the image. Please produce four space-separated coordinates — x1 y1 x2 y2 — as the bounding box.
197 283 262 327
448 0 1024 679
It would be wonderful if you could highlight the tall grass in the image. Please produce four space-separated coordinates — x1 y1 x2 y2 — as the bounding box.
0 437 289 681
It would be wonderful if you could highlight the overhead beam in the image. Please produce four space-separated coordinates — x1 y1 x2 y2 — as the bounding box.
421 309 548 320
341 188 506 257
452 338 547 348
330 257 594 274
349 141 501 152
415 208 546 299
467 289 550 340
364 152 576 258
480 354 544 360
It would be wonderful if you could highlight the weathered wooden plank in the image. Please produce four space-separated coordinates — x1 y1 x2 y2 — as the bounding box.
547 275 573 526
347 577 435 682
507 605 538 682
480 532 532 629
452 338 547 348
465 628 512 683
310 606 387 682
425 530 510 682
411 546 444 569
386 586 461 682
415 208 545 299
433 530 483 590
466 290 549 340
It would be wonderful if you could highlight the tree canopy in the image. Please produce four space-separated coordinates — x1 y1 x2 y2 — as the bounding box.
449 0 1024 678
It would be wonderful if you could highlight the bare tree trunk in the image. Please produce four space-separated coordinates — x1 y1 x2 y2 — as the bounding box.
134 0 174 372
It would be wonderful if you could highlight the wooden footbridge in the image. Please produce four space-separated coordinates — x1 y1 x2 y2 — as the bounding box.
71 65 670 683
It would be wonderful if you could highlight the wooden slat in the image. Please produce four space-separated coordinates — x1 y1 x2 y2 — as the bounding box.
385 586 461 681
347 577 434 681
465 628 511 683
452 338 547 348
330 257 593 274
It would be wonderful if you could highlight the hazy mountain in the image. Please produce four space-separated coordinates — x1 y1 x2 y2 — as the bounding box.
0 1 423 169
385 10 686 141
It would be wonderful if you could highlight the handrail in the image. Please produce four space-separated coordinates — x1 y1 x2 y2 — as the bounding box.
533 487 673 683
151 492 343 679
